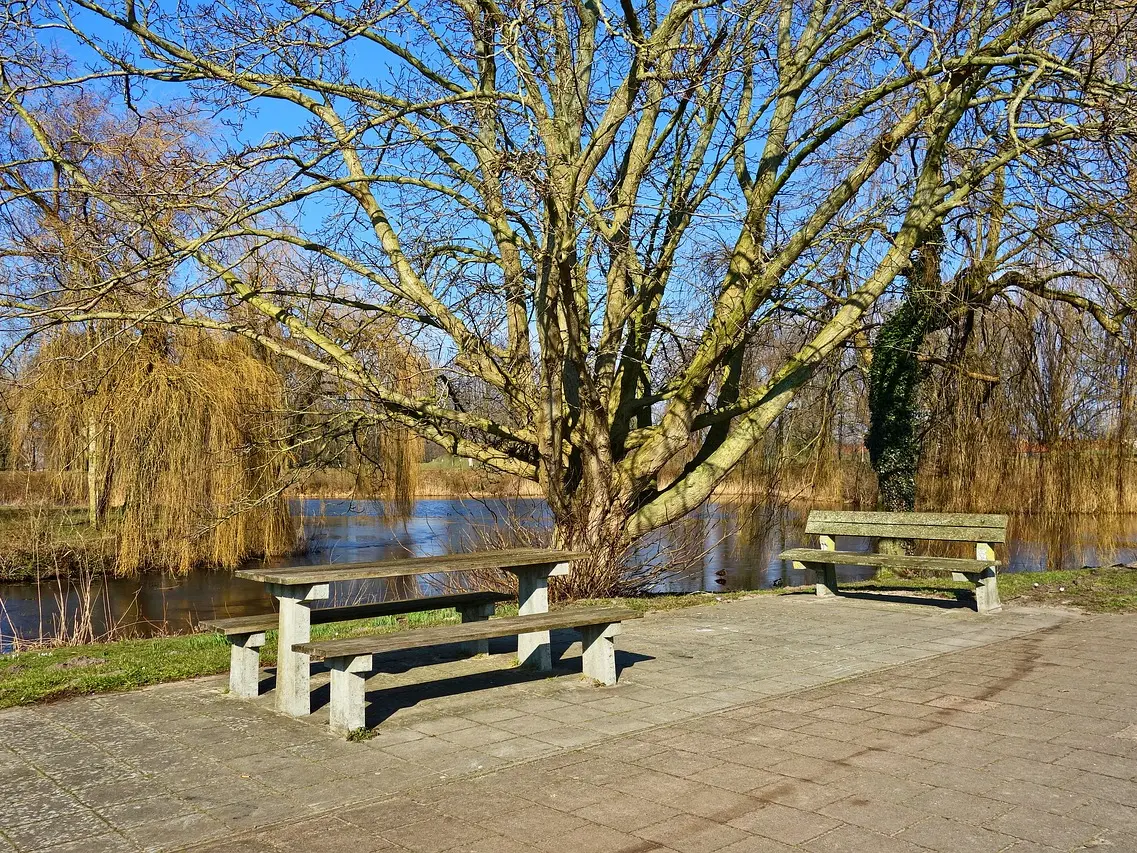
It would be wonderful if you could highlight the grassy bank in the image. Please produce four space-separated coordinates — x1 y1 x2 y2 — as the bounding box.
0 594 764 709
0 605 514 709
0 506 115 581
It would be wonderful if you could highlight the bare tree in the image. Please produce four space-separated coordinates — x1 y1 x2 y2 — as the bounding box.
1 0 1135 589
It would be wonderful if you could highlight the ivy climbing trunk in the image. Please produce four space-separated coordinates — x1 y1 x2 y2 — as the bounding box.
866 302 932 513
866 229 944 522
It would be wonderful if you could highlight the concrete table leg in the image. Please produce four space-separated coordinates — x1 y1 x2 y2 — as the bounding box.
511 561 568 671
268 582 329 717
457 601 495 655
228 632 266 699
516 568 551 670
580 622 620 685
329 654 373 735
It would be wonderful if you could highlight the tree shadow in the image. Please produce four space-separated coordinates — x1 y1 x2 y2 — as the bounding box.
298 628 653 726
776 586 975 610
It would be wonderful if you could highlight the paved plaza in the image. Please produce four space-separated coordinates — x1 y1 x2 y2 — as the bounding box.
2 594 1136 852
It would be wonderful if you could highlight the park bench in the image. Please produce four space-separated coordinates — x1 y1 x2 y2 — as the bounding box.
295 605 641 733
199 590 512 700
232 548 585 716
778 511 1008 614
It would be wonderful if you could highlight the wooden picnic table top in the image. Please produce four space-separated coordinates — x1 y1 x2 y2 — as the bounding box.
235 547 586 586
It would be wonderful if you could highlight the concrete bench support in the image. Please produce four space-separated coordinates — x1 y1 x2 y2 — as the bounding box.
952 544 1001 614
268 582 329 717
329 654 373 735
973 542 1001 614
457 601 496 655
579 622 621 685
227 632 266 699
802 534 838 598
973 567 1002 614
801 562 839 597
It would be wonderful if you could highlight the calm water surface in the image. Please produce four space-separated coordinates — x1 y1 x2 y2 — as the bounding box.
1 498 1135 648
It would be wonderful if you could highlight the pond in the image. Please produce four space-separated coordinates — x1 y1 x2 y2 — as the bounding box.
1 498 1135 649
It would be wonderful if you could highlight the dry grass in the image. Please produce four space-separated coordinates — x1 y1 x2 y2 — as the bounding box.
0 471 84 505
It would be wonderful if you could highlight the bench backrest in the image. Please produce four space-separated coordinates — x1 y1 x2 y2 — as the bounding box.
805 511 1008 544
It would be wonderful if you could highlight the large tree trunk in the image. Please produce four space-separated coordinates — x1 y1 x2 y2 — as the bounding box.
866 230 944 558
866 228 944 517
865 301 931 515
548 470 637 600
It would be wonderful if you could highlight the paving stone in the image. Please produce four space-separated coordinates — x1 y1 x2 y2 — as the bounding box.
750 776 846 811
686 762 782 794
37 832 141 853
714 838 797 853
726 801 841 845
633 813 750 853
2 809 113 852
983 777 1091 815
489 802 588 838
410 717 479 736
382 816 490 852
571 792 680 832
257 816 393 851
532 821 656 853
985 805 1104 848
122 812 230 850
817 794 926 834
803 824 928 853
896 814 1019 853
337 796 445 831
100 797 200 829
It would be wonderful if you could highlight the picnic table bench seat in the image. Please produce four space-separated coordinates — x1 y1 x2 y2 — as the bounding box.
223 548 588 717
778 511 1008 614
199 590 512 699
295 605 641 733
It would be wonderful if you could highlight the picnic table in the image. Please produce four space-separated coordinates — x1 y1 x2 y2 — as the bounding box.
234 548 584 717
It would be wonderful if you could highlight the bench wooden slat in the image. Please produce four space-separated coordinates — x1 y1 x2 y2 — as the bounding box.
296 606 641 660
198 591 513 636
804 511 1008 543
780 548 998 573
805 511 1009 527
236 548 586 586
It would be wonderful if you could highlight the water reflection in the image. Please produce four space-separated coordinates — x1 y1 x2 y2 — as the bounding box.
1 498 1135 648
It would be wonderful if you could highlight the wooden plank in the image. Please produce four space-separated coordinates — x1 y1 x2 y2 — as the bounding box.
236 548 587 585
806 511 1010 527
804 512 1008 543
198 591 513 636
296 606 642 660
778 548 999 572
802 522 1008 543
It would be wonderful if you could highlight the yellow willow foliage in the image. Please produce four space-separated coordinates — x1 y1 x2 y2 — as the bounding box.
11 327 296 575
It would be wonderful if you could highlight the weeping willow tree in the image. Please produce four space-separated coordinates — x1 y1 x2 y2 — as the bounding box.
11 326 297 574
